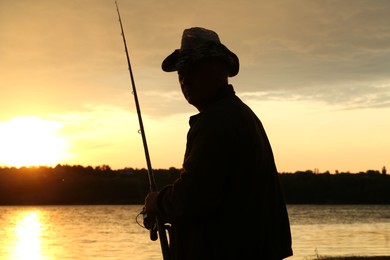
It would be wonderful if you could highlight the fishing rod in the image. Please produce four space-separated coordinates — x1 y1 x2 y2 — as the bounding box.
114 1 170 259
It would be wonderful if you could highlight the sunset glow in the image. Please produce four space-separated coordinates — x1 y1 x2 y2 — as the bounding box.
0 116 70 168
0 0 389 172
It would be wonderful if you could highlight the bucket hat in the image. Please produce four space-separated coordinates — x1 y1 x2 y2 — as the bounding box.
162 27 239 77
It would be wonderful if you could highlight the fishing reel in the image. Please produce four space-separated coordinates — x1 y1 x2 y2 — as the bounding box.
141 207 158 241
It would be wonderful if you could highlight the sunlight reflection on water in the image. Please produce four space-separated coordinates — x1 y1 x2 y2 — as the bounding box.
0 206 161 260
13 211 44 260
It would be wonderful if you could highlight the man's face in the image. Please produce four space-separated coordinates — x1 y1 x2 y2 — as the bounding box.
178 59 227 111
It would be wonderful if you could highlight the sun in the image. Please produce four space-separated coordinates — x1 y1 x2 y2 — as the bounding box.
0 116 70 167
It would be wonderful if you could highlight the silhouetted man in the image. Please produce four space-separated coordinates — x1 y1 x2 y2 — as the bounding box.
145 27 292 260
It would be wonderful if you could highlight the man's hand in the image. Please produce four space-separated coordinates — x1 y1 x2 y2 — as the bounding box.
143 192 159 240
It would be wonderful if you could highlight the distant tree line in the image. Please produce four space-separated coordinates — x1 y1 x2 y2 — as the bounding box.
0 165 389 205
279 169 390 204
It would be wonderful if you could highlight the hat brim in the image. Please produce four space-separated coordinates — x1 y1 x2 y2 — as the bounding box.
161 44 239 77
161 50 181 72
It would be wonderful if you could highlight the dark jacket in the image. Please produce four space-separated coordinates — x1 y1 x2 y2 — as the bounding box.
157 85 292 260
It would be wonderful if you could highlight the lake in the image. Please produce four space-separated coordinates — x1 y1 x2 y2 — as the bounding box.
0 205 389 259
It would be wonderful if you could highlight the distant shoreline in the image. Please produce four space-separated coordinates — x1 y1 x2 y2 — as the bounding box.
1 166 390 205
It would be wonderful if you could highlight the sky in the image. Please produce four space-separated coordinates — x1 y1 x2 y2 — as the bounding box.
0 0 389 173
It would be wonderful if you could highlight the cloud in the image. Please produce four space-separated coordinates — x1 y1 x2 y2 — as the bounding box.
226 0 390 110
2 0 390 120
241 81 390 110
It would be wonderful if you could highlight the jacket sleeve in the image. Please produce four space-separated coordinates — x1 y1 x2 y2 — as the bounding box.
157 115 238 223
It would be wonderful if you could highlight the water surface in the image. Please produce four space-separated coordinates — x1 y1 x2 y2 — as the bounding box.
1 205 389 259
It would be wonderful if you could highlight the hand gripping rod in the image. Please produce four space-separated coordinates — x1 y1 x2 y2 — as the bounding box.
114 1 170 259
